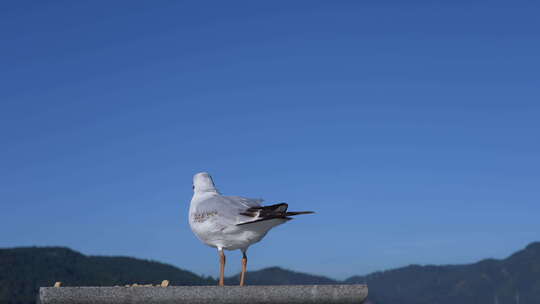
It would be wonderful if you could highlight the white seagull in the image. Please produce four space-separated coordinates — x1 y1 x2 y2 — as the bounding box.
188 172 314 286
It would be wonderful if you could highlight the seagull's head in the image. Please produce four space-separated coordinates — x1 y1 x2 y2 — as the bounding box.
193 172 218 194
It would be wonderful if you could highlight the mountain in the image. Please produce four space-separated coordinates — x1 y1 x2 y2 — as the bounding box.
2 242 540 304
0 247 215 304
225 266 338 285
345 242 540 304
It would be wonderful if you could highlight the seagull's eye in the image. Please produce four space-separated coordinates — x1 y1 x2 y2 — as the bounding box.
192 185 195 190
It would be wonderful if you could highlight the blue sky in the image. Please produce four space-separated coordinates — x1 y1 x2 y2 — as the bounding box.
1 1 539 280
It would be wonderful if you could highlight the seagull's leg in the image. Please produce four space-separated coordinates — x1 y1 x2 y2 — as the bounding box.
240 249 248 286
218 248 226 286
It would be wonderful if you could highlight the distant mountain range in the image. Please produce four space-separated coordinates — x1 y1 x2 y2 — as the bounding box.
1 242 539 304
345 242 540 304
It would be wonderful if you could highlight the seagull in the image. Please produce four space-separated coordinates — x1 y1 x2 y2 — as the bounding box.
188 172 314 286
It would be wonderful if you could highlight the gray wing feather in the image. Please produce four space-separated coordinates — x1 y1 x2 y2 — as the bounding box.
223 196 263 208
193 195 263 225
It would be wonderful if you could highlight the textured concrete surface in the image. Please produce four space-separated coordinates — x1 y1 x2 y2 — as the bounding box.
39 284 368 304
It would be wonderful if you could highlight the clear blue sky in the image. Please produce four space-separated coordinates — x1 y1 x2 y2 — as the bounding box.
1 1 539 280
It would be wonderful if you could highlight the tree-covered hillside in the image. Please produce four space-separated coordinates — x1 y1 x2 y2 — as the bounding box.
0 247 215 304
226 266 338 285
346 242 540 304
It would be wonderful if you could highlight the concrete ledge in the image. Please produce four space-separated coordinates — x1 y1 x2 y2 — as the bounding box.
39 284 368 304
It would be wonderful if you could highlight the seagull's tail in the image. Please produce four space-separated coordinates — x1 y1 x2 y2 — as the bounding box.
237 203 314 226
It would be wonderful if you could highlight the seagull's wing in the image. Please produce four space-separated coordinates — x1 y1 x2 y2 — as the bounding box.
194 195 313 226
223 196 263 208
192 195 263 226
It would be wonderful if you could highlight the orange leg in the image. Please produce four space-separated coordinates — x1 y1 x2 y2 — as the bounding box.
219 249 226 286
240 250 247 286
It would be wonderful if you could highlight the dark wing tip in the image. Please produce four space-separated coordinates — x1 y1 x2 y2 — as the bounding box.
236 216 292 226
285 211 315 216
